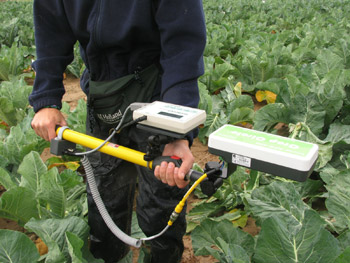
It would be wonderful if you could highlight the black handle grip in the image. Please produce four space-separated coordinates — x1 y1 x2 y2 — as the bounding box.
151 156 209 183
152 156 182 171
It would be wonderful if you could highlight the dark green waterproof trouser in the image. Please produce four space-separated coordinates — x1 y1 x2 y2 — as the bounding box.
86 120 188 263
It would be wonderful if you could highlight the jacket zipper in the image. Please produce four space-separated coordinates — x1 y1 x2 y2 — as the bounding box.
93 0 103 48
91 0 112 79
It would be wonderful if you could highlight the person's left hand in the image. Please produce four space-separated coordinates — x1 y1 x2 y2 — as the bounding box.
153 139 194 188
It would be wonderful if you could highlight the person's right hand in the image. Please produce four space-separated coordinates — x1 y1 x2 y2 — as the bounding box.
31 108 67 141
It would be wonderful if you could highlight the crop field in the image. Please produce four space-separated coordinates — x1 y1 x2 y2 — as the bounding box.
0 0 350 262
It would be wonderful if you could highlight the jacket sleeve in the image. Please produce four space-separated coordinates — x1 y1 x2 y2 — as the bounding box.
29 0 77 112
154 0 207 141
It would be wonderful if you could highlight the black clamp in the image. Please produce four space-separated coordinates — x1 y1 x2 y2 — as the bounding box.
50 126 77 156
200 162 225 196
189 161 236 197
144 134 175 161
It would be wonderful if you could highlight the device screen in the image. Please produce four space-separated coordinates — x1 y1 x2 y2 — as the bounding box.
157 111 183 119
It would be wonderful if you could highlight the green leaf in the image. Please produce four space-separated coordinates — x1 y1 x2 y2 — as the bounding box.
0 166 17 190
324 124 350 169
317 69 347 101
191 219 254 261
25 216 90 263
0 98 17 127
238 50 276 85
254 210 340 263
320 164 341 184
57 169 86 218
316 142 334 170
0 53 11 81
39 168 66 218
227 95 254 111
58 168 84 193
65 231 88 263
0 186 39 225
131 211 146 239
137 247 152 263
211 94 225 114
0 229 40 263
18 151 47 193
325 123 350 144
333 38 350 68
66 42 86 78
229 107 254 125
0 76 32 109
289 93 327 136
2 118 49 168
325 169 350 233
245 181 309 226
198 110 228 144
313 50 344 78
338 230 350 251
0 43 32 81
208 60 235 93
253 103 290 131
246 170 259 191
198 82 213 113
316 69 348 127
221 85 237 104
216 238 251 263
293 179 323 200
284 75 309 98
188 201 226 224
211 209 242 223
66 99 87 133
335 247 350 263
66 232 103 263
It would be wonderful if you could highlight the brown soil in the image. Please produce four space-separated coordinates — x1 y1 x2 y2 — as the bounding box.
62 75 87 108
0 76 260 263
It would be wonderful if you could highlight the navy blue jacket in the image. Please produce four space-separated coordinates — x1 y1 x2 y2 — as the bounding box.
29 0 206 116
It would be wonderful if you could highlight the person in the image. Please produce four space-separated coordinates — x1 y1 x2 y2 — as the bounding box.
29 1 206 262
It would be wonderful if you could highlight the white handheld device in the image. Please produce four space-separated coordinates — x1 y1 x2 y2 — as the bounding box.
133 101 206 135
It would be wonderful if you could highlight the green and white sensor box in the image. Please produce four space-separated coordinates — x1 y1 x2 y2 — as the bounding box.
208 125 318 182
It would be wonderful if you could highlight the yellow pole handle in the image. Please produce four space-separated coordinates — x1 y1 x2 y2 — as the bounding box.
56 127 152 168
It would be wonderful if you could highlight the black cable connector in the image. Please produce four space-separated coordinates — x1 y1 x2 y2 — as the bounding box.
114 115 147 133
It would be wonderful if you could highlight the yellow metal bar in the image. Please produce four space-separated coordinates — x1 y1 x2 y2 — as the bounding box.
57 127 152 168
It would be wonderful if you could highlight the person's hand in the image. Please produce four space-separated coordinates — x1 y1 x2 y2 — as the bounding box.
31 108 67 141
154 139 194 188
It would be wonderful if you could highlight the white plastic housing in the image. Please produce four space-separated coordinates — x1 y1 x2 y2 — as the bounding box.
133 101 206 135
208 125 318 181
